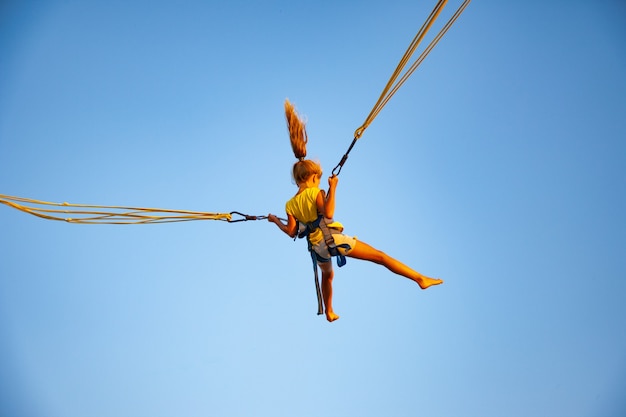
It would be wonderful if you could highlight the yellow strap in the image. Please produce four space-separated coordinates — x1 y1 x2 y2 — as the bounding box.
0 194 232 224
354 0 471 140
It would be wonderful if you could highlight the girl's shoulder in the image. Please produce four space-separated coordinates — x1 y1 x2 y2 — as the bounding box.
287 187 321 210
294 186 321 198
303 186 322 196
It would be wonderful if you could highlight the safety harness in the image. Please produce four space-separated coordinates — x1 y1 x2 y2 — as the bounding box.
296 214 347 315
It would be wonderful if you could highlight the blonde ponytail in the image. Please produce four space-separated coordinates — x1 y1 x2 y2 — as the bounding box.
284 99 308 160
284 99 322 185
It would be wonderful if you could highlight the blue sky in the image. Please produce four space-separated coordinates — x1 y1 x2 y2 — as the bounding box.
1 1 625 416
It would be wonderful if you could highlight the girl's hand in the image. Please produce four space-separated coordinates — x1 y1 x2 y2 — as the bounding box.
268 213 297 237
328 174 338 189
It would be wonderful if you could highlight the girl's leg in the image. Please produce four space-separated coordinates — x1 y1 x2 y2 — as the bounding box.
347 240 443 289
319 261 339 322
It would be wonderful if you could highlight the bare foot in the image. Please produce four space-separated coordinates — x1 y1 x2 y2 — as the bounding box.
417 277 443 289
326 311 340 322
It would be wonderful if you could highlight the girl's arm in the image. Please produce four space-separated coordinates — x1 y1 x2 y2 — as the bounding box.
317 175 338 218
268 213 297 238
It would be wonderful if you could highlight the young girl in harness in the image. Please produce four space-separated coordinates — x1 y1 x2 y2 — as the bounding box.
268 100 442 322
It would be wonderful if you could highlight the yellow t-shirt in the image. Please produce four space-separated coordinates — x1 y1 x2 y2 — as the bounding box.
285 187 324 245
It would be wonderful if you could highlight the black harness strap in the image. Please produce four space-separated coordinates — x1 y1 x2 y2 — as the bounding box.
310 250 324 315
297 215 347 315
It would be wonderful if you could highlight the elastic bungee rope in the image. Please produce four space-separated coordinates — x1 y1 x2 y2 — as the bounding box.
0 194 276 225
332 0 471 176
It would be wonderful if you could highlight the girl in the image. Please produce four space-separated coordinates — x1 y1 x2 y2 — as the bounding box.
268 100 442 322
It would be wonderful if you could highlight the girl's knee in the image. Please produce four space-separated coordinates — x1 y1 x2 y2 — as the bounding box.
372 249 389 265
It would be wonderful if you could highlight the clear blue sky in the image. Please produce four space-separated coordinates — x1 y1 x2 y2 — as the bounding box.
1 1 625 416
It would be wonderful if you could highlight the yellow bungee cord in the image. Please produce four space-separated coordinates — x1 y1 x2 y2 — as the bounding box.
0 194 269 225
332 0 471 175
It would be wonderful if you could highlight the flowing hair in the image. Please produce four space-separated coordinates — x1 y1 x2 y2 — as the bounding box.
285 99 308 160
284 99 322 184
